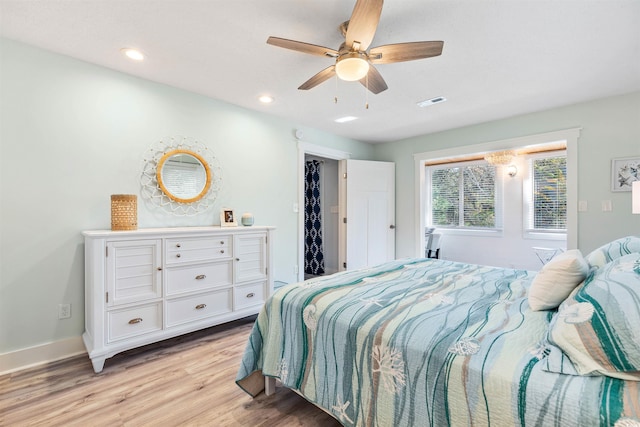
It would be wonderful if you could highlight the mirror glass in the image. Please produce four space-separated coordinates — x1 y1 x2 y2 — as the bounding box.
156 149 212 203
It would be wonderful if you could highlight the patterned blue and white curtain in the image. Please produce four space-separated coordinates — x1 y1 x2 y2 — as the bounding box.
305 160 325 275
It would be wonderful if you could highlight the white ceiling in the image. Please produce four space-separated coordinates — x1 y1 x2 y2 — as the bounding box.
1 0 639 143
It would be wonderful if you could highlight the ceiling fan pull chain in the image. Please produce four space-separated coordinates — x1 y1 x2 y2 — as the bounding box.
335 73 339 104
365 73 369 109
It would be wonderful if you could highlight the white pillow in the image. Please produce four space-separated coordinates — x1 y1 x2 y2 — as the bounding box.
528 249 589 311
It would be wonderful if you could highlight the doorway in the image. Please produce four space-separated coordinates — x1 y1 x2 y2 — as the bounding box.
297 142 350 282
304 155 339 280
297 143 396 282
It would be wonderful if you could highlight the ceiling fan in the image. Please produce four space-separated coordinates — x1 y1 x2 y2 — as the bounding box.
266 0 444 94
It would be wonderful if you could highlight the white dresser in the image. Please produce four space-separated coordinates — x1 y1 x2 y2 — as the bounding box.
82 226 274 372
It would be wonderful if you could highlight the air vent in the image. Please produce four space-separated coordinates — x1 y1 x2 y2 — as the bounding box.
417 96 447 108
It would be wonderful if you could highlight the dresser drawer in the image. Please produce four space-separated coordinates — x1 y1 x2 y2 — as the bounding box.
107 303 162 343
165 237 230 265
166 261 232 296
166 288 233 328
234 281 266 310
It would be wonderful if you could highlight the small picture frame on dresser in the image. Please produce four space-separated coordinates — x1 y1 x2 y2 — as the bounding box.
220 208 237 227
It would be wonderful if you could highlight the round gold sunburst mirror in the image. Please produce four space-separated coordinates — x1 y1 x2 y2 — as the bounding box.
140 137 222 216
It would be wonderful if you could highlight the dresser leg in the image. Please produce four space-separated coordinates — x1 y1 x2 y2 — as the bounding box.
265 377 276 396
91 357 106 373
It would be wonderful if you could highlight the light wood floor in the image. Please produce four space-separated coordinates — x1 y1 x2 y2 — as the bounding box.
0 316 341 426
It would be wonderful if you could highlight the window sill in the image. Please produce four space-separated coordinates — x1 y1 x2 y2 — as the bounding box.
433 227 504 238
523 231 567 241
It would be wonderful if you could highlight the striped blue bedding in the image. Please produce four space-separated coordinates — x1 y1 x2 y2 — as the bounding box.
236 258 640 426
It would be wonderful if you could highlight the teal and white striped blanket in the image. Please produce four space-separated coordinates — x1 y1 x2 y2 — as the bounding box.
236 258 639 426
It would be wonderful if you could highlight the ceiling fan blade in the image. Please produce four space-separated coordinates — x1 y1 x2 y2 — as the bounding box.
267 37 338 57
298 65 337 90
369 41 444 64
345 0 383 51
359 64 387 94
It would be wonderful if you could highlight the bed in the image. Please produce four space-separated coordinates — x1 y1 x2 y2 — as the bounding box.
236 237 640 426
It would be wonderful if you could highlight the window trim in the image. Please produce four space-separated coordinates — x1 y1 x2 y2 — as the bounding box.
426 159 504 236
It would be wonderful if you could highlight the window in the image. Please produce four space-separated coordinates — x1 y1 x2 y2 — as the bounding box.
525 153 567 233
428 161 500 230
416 128 579 253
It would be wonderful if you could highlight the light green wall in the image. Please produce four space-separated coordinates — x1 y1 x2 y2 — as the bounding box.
2 36 639 357
0 38 374 353
373 91 640 258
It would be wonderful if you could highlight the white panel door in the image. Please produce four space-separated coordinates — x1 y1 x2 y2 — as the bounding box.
340 159 395 270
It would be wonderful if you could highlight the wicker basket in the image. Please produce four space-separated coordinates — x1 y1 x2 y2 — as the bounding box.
111 194 138 231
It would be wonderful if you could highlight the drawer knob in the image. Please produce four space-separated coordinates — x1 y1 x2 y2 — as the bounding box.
220 249 225 254
236 258 240 262
176 243 181 248
128 318 143 325
195 274 206 280
176 254 181 258
246 293 255 298
220 241 224 245
195 304 207 310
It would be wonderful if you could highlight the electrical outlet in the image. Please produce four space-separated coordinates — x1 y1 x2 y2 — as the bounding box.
58 303 71 319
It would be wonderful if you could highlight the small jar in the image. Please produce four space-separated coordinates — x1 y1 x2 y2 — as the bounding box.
241 213 254 226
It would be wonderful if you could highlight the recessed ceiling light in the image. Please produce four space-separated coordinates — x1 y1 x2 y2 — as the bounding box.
121 48 144 61
417 96 447 108
334 116 358 123
258 95 274 104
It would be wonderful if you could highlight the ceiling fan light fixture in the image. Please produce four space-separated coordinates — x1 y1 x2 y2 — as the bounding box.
335 52 370 81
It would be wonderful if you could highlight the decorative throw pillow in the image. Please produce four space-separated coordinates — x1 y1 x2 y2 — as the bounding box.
546 252 640 381
585 235 640 269
528 249 589 311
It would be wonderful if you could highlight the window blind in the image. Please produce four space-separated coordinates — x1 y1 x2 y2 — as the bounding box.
430 163 497 229
431 167 460 226
526 156 567 231
463 166 496 228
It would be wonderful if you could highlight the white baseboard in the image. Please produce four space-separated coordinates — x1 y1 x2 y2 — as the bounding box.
0 336 86 375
